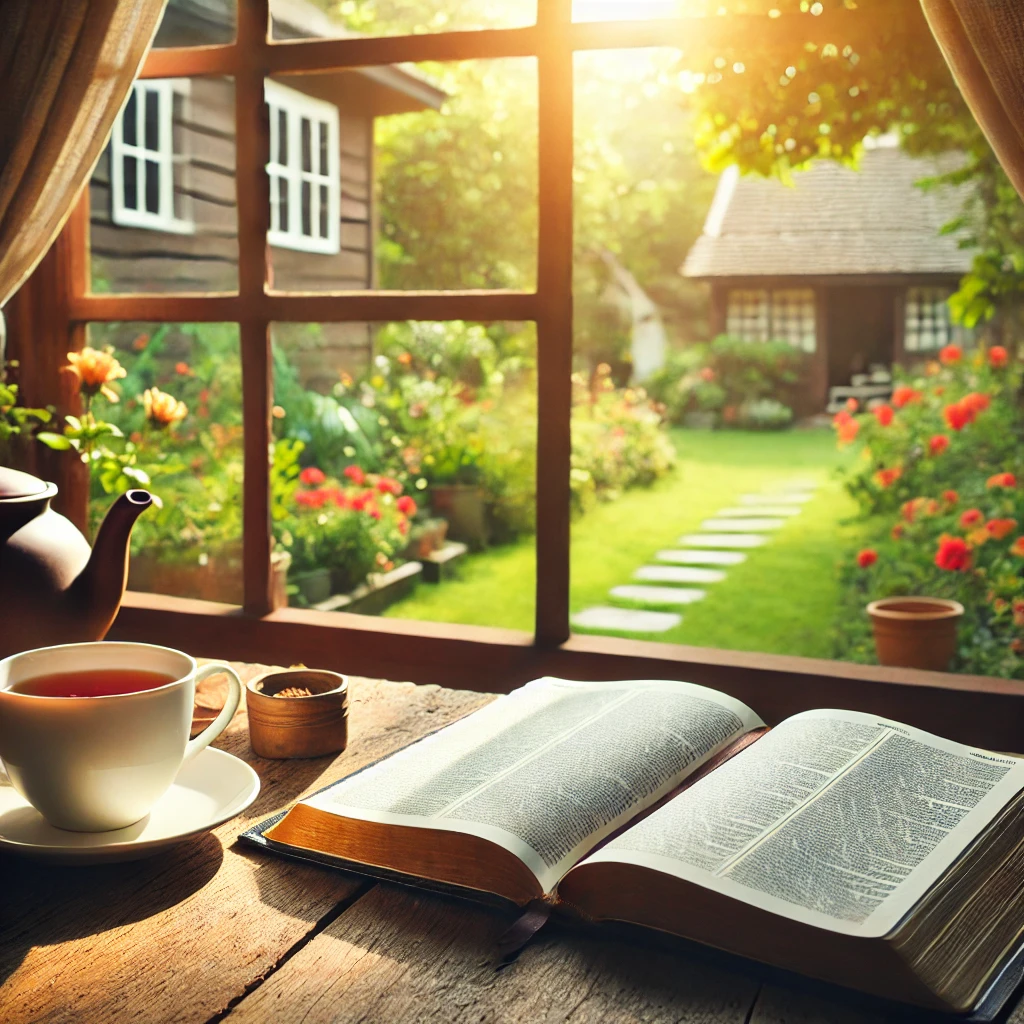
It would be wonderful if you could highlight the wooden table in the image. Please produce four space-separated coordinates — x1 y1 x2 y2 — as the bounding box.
2 666 1019 1024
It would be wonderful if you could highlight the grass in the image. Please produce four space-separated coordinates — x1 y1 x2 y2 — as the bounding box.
384 427 873 659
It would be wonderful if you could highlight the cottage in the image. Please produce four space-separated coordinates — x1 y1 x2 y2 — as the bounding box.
89 0 445 386
682 138 974 410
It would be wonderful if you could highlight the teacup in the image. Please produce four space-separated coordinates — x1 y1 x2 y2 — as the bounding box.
0 642 241 832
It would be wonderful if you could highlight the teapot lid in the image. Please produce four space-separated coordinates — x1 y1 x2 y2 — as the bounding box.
0 467 48 499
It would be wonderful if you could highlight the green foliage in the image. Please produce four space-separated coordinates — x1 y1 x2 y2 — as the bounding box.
0 361 52 449
737 397 794 430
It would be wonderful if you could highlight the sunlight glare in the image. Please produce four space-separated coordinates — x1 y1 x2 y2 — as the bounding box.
573 0 683 21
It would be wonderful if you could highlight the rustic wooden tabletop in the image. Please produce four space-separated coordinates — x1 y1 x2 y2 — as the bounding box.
1 665 1016 1024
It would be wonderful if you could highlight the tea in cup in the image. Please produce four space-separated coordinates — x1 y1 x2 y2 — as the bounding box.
0 642 242 831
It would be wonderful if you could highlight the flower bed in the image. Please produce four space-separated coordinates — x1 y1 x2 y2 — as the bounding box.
830 344 1024 676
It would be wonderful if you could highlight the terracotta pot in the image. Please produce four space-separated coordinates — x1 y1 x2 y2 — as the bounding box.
867 597 964 672
430 485 489 549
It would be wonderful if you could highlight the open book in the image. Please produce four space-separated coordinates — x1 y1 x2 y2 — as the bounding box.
253 678 1024 1015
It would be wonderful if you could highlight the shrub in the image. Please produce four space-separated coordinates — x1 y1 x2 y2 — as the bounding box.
737 398 793 431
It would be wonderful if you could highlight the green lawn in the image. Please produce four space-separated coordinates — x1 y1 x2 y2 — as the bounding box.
385 428 871 659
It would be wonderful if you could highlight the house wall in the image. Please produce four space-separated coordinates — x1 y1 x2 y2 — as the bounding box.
89 75 377 389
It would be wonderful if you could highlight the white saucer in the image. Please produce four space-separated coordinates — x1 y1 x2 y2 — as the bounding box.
0 746 260 863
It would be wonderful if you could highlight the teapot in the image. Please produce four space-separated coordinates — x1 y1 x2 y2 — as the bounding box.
0 467 152 659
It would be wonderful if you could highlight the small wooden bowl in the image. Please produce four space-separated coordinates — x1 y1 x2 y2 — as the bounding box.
246 669 348 759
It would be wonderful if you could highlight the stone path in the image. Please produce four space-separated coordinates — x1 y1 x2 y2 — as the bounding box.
571 479 817 636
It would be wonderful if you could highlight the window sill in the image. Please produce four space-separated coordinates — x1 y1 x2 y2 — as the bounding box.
110 590 1024 752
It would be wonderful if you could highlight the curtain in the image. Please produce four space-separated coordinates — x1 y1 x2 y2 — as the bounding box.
922 0 1024 199
0 0 167 308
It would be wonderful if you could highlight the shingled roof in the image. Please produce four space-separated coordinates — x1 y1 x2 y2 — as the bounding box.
682 142 974 279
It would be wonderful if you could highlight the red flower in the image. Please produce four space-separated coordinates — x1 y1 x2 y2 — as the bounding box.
399 519 410 535
943 489 959 505
987 472 1016 489
874 466 901 489
857 549 878 569
987 518 1018 540
369 508 382 520
396 495 417 516
699 367 715 382
1012 537 1024 558
901 498 925 523
891 386 922 409
845 397 859 413
296 490 328 509
925 499 941 516
873 404 894 427
963 392 990 415
322 488 347 508
943 401 972 432
960 508 984 528
939 344 962 366
343 465 366 485
929 434 950 456
837 418 859 444
990 345 1009 368
299 467 326 486
935 534 971 571
376 476 402 495
891 523 905 540
175 361 192 376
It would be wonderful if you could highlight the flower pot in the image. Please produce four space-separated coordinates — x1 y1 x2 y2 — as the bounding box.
867 597 964 672
430 485 489 550
292 567 333 606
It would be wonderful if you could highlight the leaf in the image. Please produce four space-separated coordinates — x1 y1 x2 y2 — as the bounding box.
36 432 72 451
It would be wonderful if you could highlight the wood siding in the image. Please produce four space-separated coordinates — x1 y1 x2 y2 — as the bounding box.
89 75 376 388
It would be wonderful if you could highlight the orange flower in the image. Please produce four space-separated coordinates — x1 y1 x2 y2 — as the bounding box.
891 386 922 408
837 418 859 445
1012 638 1024 655
857 549 877 568
939 344 962 366
132 333 150 351
987 518 1019 540
990 345 1009 368
960 509 984 528
935 534 971 571
891 523 905 540
968 527 991 547
901 498 926 523
925 499 941 516
925 361 942 377
942 489 958 505
845 397 858 413
963 392 991 415
874 466 901 488
987 472 1017 489
397 352 413 366
873 404 894 427
65 346 126 402
929 434 950 456
143 387 188 427
175 362 192 376
1012 537 1024 558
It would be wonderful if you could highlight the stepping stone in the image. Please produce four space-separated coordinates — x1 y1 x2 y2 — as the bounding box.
572 606 681 634
610 585 706 606
702 518 785 532
714 506 802 518
777 478 819 491
635 565 726 584
656 549 747 566
739 493 812 506
679 534 767 549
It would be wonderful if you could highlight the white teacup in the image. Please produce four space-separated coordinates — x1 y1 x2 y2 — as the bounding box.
0 642 242 832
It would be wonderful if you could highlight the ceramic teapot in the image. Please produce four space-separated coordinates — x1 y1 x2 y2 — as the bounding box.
0 467 152 659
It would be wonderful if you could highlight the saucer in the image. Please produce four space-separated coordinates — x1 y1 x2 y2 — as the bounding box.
0 747 260 863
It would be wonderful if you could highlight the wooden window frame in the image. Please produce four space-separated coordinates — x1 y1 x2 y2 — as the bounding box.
265 79 341 255
10 2 1024 748
111 79 194 235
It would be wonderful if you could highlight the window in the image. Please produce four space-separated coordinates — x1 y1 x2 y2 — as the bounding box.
726 288 816 351
770 289 816 353
725 289 768 341
111 80 192 234
265 81 340 255
904 287 953 352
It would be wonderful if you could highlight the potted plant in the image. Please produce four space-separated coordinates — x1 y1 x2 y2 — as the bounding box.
867 597 965 671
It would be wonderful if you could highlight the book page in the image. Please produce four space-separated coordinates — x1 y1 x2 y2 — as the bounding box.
299 677 763 892
581 709 1024 938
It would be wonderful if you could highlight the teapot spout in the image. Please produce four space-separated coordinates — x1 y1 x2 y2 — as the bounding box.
68 490 154 639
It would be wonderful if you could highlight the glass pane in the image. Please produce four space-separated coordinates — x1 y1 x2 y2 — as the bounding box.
144 89 160 152
319 121 328 176
278 175 289 232
269 0 535 39
301 117 312 174
319 184 329 238
90 77 237 293
83 323 243 604
301 180 312 237
269 59 537 290
145 160 161 214
123 156 138 210
278 109 288 165
153 0 235 46
123 90 137 146
271 321 536 630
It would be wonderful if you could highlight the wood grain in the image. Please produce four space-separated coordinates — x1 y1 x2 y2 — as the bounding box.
0 670 493 1024
224 883 760 1024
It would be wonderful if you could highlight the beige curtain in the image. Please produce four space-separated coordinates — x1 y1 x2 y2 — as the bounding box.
922 1 1024 198
0 0 167 308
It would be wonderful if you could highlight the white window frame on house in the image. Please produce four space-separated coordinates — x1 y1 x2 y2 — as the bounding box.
265 80 341 256
770 289 816 353
725 289 769 341
111 79 193 235
904 286 960 352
